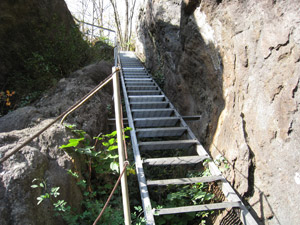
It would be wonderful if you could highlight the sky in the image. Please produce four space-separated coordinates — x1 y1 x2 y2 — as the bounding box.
64 0 142 41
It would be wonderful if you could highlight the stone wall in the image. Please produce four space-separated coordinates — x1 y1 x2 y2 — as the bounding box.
136 0 300 224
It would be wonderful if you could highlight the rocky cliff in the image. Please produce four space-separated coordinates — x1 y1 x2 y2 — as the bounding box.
0 0 90 115
136 0 300 224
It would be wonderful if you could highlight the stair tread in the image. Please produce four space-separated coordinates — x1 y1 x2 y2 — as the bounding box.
132 109 173 118
136 127 186 138
132 108 172 112
136 127 187 132
127 86 157 88
154 202 242 215
134 117 180 128
134 117 179 121
130 102 169 109
126 82 154 85
129 95 164 98
128 90 160 93
124 76 150 78
139 139 198 145
129 95 165 103
122 67 145 70
125 78 152 81
126 82 154 86
147 175 223 186
143 155 209 166
139 139 198 150
128 90 161 95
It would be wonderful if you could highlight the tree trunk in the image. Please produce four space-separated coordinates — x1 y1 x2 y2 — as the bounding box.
109 0 123 49
128 0 137 49
124 0 129 50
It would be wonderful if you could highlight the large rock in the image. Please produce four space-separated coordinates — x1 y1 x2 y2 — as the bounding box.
0 61 113 224
0 0 91 116
136 0 300 224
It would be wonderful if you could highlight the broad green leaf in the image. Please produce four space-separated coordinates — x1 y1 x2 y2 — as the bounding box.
93 136 103 141
104 154 118 159
51 187 60 198
110 161 119 173
37 196 44 205
102 142 109 147
128 168 135 175
108 145 118 151
59 138 84 149
64 124 76 129
193 191 206 200
108 138 116 145
106 131 117 137
124 127 132 131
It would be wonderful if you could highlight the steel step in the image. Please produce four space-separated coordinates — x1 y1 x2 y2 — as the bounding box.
119 51 258 225
123 72 149 75
129 95 165 103
122 65 143 68
123 69 144 71
130 102 169 109
125 78 152 82
155 202 242 215
127 86 158 91
124 75 150 78
136 127 187 138
134 117 180 128
128 90 161 95
139 140 198 151
143 155 209 166
132 109 174 118
123 67 145 70
147 175 223 186
121 63 142 65
125 82 156 87
126 82 155 86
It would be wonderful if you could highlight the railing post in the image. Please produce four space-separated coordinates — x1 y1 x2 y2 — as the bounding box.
112 66 131 225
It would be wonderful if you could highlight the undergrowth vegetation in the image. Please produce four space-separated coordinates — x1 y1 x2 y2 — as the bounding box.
149 167 217 225
30 124 226 224
31 125 145 225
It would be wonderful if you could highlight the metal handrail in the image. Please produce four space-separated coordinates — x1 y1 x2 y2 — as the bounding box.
0 20 131 224
70 19 130 224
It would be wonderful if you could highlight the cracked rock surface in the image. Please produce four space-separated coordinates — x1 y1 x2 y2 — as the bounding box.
137 0 300 224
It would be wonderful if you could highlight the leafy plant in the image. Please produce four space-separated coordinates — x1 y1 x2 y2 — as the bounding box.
148 166 216 225
214 155 230 172
131 206 146 225
31 125 148 224
0 90 16 116
56 126 134 223
153 70 165 89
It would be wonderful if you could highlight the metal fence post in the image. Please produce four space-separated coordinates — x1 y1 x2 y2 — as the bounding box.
112 66 131 225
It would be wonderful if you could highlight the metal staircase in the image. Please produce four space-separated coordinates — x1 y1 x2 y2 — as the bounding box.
118 51 258 225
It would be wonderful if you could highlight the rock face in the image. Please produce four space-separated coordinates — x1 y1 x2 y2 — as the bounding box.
0 61 113 224
136 0 300 224
0 0 91 116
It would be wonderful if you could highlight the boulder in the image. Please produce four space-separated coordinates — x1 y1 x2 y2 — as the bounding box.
0 61 113 224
